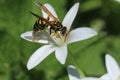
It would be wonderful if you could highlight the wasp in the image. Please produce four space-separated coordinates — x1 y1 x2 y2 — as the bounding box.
30 2 68 41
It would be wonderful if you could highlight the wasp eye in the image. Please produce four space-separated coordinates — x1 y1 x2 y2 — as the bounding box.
55 22 61 27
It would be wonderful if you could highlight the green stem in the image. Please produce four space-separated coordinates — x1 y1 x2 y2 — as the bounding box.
68 47 86 77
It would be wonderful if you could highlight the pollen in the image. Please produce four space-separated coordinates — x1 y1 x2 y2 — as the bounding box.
117 75 120 80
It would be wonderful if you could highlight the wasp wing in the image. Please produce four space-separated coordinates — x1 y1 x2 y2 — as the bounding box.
21 31 49 43
34 2 59 21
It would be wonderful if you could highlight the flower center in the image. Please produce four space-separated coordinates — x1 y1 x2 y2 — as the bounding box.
117 75 120 80
48 32 67 46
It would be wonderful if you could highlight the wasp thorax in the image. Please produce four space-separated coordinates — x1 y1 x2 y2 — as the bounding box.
55 22 62 27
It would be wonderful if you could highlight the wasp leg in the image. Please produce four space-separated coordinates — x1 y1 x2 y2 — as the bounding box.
32 31 40 42
49 27 52 35
47 16 50 20
64 31 69 42
49 27 53 38
32 32 38 42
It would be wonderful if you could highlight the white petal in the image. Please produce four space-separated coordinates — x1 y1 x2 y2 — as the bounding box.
67 27 97 44
105 54 120 80
42 3 58 21
79 78 101 80
21 31 33 41
21 31 49 44
62 2 79 31
55 45 67 64
27 45 54 70
67 65 80 80
100 74 110 80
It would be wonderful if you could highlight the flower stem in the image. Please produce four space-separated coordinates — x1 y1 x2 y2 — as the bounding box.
68 47 86 77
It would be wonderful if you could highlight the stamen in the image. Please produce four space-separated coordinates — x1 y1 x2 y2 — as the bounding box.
117 75 120 80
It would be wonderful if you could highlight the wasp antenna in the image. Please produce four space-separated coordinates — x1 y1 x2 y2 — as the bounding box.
29 11 40 19
34 2 43 9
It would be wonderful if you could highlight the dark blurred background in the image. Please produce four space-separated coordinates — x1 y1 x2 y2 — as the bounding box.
0 0 120 80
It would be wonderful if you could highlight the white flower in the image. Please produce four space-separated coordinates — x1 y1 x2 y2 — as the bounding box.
102 54 120 80
100 74 110 80
99 54 120 80
115 0 120 3
21 2 97 70
67 65 102 80
67 65 81 80
67 54 120 80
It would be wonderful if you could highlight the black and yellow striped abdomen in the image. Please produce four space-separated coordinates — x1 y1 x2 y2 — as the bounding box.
33 19 49 35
